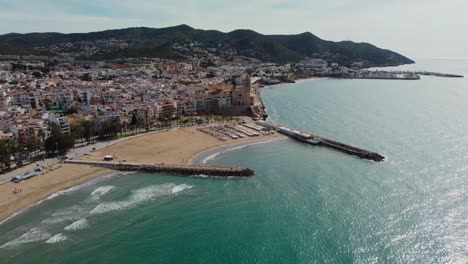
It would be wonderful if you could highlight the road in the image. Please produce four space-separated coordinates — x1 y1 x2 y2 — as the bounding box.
0 128 172 184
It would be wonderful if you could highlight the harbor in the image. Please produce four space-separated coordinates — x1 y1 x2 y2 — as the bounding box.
256 121 385 162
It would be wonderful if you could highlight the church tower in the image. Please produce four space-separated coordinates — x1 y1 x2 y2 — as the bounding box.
231 75 252 107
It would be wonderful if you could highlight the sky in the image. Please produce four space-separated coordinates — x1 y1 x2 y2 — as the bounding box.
0 0 467 59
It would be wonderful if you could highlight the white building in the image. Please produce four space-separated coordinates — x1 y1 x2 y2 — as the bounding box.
48 113 70 134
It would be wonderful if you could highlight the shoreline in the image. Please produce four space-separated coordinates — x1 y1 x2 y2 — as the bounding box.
0 170 124 225
0 127 286 224
0 165 114 224
190 137 287 165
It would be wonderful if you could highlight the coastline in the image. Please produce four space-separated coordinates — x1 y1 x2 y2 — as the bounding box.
0 126 286 224
259 76 325 89
0 164 113 224
0 170 123 225
190 137 287 165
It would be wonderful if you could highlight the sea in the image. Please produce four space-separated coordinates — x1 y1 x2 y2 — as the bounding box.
0 58 466 263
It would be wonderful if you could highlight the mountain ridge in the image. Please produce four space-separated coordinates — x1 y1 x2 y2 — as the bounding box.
0 24 414 67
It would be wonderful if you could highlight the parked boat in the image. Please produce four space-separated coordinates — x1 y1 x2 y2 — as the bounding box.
11 167 44 183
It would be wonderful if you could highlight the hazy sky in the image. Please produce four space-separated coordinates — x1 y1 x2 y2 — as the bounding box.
0 0 467 59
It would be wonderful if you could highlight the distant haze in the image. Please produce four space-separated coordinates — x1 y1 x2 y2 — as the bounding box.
0 0 467 59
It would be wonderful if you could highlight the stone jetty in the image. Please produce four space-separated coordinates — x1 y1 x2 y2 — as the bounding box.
65 160 255 177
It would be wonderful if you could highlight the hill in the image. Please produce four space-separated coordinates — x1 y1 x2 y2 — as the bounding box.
0 25 414 67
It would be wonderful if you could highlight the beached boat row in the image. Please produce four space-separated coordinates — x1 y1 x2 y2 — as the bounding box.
198 127 230 141
11 167 44 183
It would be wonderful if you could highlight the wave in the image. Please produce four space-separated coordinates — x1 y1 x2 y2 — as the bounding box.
89 185 115 200
0 227 51 248
90 183 192 215
201 152 220 165
64 218 89 231
1 182 192 248
200 139 279 165
43 185 116 225
40 205 89 226
172 184 193 194
46 173 118 200
0 172 121 226
45 233 68 244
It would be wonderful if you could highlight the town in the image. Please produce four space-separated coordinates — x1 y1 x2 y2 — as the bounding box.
0 50 461 173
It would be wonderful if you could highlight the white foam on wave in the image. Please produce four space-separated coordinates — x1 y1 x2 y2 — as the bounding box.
41 205 89 225
45 233 68 244
191 174 209 178
45 175 117 200
90 183 192 215
89 185 115 200
0 172 121 226
64 218 89 231
0 227 52 248
200 140 278 164
201 152 220 164
42 186 115 225
171 184 193 194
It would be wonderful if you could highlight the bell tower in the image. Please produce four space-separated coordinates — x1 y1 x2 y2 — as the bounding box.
231 75 252 107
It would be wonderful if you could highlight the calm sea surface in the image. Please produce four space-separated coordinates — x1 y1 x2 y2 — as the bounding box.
0 59 467 263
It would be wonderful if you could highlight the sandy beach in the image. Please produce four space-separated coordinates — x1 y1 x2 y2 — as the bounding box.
0 126 286 223
80 126 285 165
0 164 112 223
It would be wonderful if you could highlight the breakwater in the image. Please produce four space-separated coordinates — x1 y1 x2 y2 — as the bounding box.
319 138 385 162
415 71 464 78
65 160 255 177
256 121 385 162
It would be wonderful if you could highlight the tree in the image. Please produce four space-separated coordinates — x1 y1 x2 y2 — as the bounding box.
10 141 28 167
44 134 75 156
43 98 52 110
71 122 84 143
45 124 76 156
62 134 75 151
80 120 96 143
27 135 41 159
0 141 12 172
130 114 138 127
99 120 121 139
81 73 92 81
130 114 139 134
32 71 43 78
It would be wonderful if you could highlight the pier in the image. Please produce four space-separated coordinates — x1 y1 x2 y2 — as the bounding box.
388 71 464 78
414 71 464 78
65 160 255 177
256 121 385 162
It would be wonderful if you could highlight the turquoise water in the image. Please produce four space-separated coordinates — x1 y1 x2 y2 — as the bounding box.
0 59 467 263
